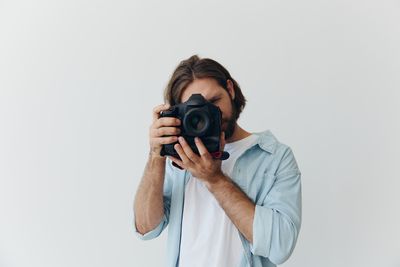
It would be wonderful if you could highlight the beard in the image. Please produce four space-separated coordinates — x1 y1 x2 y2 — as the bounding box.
222 100 238 140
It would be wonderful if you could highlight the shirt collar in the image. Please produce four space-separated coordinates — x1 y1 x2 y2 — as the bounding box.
252 129 278 154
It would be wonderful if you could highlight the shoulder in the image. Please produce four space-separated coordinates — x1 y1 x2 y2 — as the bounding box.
253 130 300 174
253 129 289 154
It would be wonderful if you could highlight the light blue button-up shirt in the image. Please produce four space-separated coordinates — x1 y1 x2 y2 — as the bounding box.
134 130 302 267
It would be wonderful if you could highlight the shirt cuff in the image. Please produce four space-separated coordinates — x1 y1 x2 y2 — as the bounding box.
134 214 168 240
250 204 274 257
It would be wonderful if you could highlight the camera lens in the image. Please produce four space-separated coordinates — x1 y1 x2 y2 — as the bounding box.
183 109 210 136
189 115 205 130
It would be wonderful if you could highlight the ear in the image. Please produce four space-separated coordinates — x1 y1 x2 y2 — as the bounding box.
226 79 235 100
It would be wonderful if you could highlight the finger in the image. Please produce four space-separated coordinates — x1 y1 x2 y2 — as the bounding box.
174 143 193 167
152 103 170 122
220 131 226 151
194 137 212 160
167 156 185 169
153 136 179 145
178 136 200 164
154 117 181 129
151 127 181 138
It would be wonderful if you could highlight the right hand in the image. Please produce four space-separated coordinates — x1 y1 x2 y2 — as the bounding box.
149 103 181 158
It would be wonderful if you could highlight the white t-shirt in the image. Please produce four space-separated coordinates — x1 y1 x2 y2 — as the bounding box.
179 134 259 267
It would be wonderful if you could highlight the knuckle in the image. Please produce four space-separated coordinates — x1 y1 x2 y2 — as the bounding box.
160 119 168 127
156 128 163 136
156 118 163 125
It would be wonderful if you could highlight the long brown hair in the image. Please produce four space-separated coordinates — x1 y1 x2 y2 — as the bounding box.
163 55 246 120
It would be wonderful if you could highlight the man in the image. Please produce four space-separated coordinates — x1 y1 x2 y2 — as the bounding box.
133 55 302 267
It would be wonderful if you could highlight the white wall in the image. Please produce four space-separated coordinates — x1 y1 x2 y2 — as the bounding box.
1 0 399 266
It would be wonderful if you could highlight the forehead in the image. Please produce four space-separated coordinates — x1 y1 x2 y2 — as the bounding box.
180 78 225 103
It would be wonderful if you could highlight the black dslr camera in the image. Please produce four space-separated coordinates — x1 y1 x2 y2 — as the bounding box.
160 94 229 161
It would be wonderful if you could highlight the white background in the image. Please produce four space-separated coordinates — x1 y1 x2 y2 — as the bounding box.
1 0 399 266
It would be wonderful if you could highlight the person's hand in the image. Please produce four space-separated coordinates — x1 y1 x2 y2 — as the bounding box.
149 103 181 158
168 132 226 185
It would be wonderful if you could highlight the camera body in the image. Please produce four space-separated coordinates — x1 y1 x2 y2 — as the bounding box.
160 94 222 158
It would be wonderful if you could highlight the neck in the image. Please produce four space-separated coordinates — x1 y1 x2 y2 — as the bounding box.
225 123 251 143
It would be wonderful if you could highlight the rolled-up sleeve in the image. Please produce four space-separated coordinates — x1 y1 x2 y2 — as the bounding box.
134 196 171 240
250 147 302 265
133 159 174 240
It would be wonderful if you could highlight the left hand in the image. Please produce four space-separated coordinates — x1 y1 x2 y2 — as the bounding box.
168 132 226 185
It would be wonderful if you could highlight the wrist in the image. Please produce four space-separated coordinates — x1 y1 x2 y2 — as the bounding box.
205 172 229 192
148 153 166 166
148 147 164 160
